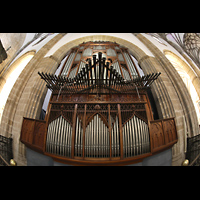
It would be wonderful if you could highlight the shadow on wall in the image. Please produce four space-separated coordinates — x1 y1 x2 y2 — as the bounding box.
26 147 172 166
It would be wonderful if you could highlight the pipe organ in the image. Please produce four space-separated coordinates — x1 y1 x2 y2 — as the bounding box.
20 41 178 165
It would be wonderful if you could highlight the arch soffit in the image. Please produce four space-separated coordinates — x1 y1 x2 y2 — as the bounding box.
163 49 200 98
163 50 198 80
50 35 149 64
1 50 36 80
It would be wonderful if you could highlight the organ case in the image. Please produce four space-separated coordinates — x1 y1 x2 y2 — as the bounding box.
20 42 178 165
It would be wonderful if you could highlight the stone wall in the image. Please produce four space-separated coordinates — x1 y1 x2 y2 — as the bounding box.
0 33 26 73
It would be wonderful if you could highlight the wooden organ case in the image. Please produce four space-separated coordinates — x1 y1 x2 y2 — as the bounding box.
20 42 178 165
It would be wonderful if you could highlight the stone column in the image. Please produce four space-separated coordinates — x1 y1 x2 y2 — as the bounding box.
136 34 200 165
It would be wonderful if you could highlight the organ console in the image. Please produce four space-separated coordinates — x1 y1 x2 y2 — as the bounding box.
20 42 178 165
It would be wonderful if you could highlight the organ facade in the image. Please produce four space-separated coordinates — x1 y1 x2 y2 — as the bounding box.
20 41 178 165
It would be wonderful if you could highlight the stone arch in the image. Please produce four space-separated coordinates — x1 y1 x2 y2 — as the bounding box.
0 51 35 133
0 51 36 93
134 34 200 164
0 34 64 165
49 35 149 64
0 33 27 73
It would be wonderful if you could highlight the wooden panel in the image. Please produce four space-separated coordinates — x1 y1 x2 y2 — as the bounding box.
149 121 165 153
20 117 46 153
32 120 46 151
20 118 35 145
162 118 177 144
149 118 178 154
20 114 178 165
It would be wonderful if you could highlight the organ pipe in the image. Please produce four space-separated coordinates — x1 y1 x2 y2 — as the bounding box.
121 115 150 158
45 107 150 160
46 116 73 157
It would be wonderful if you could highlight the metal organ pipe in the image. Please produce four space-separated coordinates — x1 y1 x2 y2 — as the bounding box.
49 120 54 154
69 123 72 157
61 52 75 76
84 114 110 158
124 52 138 78
57 116 63 154
105 122 108 157
122 115 150 158
74 116 83 157
103 121 106 157
93 117 95 157
46 116 72 157
65 120 69 156
45 111 151 161
114 119 116 156
59 116 64 155
90 121 92 157
92 118 94 157
116 117 120 156
100 115 102 157
123 122 126 157
57 117 63 155
97 115 100 157
54 117 59 154
113 62 121 76
75 117 78 156
62 119 66 156
128 120 133 156
137 117 142 154
97 116 99 157
127 119 130 157
85 124 88 157
121 67 131 80
46 109 150 160
95 115 98 157
140 119 144 154
78 61 85 74
69 67 77 79
88 122 91 157
131 119 135 156
78 118 81 157
111 116 120 157
111 124 114 157
98 115 100 157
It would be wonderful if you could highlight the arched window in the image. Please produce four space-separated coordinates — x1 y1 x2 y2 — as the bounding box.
165 51 200 124
0 51 35 123
82 48 92 57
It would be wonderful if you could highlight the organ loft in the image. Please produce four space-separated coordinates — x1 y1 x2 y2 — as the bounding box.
20 41 177 165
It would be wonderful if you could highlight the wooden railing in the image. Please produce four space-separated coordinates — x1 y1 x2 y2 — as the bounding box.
20 117 178 166
20 118 46 153
148 118 178 154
